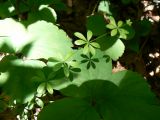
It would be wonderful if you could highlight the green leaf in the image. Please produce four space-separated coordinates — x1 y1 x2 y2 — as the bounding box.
69 60 79 67
89 45 96 55
83 45 89 54
109 16 117 26
47 57 63 71
0 58 45 103
0 19 73 59
46 83 54 94
97 35 125 60
111 29 118 36
26 21 73 59
47 71 56 80
38 98 100 120
126 19 132 26
75 40 86 45
90 42 100 48
119 28 129 39
0 18 30 53
53 63 63 72
118 21 123 27
48 56 62 62
87 30 93 41
122 24 135 40
59 71 160 120
119 28 129 34
106 24 116 29
98 0 111 15
86 15 106 36
36 98 44 108
63 63 70 77
28 102 34 110
28 5 57 24
74 32 86 40
37 83 46 94
49 50 112 90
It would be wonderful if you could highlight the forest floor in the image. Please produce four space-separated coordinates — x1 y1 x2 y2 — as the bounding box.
58 0 160 97
0 0 160 120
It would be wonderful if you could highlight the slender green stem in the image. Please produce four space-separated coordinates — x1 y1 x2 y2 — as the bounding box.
92 33 109 41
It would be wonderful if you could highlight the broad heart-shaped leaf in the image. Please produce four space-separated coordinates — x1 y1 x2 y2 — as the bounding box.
0 56 45 103
86 14 106 36
38 98 101 120
0 19 73 59
97 35 125 60
49 49 112 90
26 20 73 59
47 70 160 120
28 5 57 24
0 18 31 53
121 24 135 40
101 70 160 120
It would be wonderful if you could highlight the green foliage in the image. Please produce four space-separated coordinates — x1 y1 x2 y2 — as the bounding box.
86 15 106 36
28 5 57 24
97 35 125 60
98 0 112 15
74 30 100 55
39 71 160 120
0 0 158 120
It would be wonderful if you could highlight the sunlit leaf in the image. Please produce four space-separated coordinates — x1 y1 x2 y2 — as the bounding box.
118 21 123 27
90 42 100 48
63 63 70 77
97 35 125 60
106 24 116 29
89 45 96 55
46 83 54 94
74 32 86 40
87 30 93 41
28 5 57 24
36 98 44 108
75 40 86 45
109 16 117 26
83 45 89 54
26 21 73 59
37 83 46 94
111 29 118 36
98 0 111 15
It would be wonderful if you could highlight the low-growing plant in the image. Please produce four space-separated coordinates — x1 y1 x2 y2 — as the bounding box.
0 0 159 120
